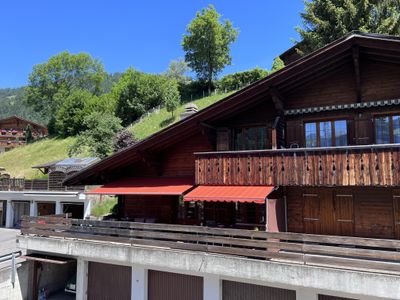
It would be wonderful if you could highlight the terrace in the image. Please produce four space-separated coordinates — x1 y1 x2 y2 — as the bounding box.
20 214 400 276
195 143 400 186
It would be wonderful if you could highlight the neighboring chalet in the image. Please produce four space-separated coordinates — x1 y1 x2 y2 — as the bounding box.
0 157 98 228
0 116 48 152
18 33 400 300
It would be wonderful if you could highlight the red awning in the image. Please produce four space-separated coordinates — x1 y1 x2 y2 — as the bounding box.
87 177 194 196
184 185 275 204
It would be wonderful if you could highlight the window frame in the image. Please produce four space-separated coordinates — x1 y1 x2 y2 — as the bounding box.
373 114 400 144
304 119 349 147
232 124 268 151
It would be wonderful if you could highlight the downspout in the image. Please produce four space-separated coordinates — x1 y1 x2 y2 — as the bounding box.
265 197 268 232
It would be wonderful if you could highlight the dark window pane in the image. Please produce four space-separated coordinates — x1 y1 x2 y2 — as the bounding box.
375 116 390 144
319 121 332 147
334 120 348 146
234 127 267 150
393 116 400 143
305 123 317 147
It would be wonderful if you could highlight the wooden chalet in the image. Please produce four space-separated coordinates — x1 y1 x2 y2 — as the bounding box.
0 115 48 152
66 32 400 240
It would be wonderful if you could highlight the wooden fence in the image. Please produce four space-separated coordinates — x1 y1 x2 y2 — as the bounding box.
21 215 400 274
0 178 25 191
0 178 84 192
195 144 400 186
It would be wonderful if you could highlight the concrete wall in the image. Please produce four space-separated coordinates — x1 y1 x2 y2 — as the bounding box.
19 235 400 300
0 262 29 300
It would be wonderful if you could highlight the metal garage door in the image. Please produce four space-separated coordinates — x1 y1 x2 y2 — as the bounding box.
148 270 203 300
319 295 358 300
222 280 296 300
87 262 131 300
12 201 30 228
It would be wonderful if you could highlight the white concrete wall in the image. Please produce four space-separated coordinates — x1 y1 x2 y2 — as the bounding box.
0 263 29 300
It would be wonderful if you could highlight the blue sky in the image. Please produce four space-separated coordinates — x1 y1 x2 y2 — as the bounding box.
0 1 304 88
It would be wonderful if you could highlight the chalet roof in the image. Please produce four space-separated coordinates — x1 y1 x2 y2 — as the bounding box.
64 32 400 186
0 115 47 130
33 157 99 174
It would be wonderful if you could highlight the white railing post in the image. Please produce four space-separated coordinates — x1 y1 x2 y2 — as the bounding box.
131 266 147 300
76 258 88 300
6 200 13 228
204 274 221 300
296 288 318 300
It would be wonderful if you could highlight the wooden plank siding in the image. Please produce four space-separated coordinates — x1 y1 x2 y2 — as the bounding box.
195 144 400 187
287 187 400 239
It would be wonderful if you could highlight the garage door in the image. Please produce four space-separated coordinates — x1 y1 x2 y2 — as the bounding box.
87 262 131 300
148 270 203 300
13 201 30 228
222 280 296 300
37 202 55 216
62 203 84 218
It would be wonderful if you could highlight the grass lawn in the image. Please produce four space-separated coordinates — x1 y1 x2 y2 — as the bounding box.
0 137 83 179
129 91 234 140
91 197 117 217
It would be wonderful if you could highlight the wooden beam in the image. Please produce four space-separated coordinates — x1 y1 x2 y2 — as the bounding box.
269 87 284 115
137 150 162 176
352 45 362 102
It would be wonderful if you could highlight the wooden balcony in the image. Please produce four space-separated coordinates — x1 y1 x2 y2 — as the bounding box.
21 215 400 275
0 178 84 192
195 144 400 186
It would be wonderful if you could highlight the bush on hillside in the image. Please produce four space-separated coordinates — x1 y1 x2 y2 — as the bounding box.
216 67 268 92
113 129 137 153
69 111 122 158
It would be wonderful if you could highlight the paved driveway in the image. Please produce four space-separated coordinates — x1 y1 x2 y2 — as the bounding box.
0 228 19 257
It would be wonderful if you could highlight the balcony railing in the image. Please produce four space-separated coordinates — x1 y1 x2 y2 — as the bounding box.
0 178 84 192
195 144 400 186
21 215 400 275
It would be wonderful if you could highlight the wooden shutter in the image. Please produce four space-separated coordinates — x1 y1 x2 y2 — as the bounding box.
303 191 321 234
393 190 400 240
286 119 303 148
216 128 231 151
334 192 354 236
354 113 373 145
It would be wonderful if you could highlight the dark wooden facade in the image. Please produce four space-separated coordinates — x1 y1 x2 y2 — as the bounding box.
66 33 400 240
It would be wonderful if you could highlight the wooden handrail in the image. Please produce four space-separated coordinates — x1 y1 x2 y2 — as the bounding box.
21 216 400 274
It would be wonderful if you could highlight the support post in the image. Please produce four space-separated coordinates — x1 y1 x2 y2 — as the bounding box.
203 274 221 300
29 201 36 217
131 266 147 300
83 198 91 219
76 258 88 300
55 201 62 215
6 200 13 228
296 288 318 300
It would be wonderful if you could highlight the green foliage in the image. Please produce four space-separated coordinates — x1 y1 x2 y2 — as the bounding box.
113 68 180 126
182 5 239 88
270 57 285 73
297 0 400 54
165 58 191 83
69 111 122 158
0 88 43 123
25 51 106 122
163 80 181 117
216 67 268 91
91 198 118 217
55 89 115 137
130 91 233 140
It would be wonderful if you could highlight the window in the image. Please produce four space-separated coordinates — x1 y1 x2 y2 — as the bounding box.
233 126 267 150
305 120 348 147
375 115 400 144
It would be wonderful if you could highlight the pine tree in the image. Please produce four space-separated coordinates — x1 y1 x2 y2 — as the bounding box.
297 0 400 54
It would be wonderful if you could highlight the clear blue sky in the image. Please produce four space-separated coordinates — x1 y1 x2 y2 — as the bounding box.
0 0 304 88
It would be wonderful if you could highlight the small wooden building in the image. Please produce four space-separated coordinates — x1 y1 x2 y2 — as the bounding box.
0 115 48 152
67 32 400 240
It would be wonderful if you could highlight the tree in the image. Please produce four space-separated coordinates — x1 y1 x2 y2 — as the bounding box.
216 67 268 91
113 129 137 153
163 80 181 117
25 51 106 122
165 58 191 83
182 5 239 90
113 68 181 126
297 0 400 54
270 57 285 73
68 112 122 158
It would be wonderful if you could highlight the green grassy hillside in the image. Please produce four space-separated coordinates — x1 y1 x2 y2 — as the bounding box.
0 137 80 179
129 92 233 140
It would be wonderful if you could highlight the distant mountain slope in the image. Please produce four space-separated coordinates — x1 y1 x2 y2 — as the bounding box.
0 87 46 125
